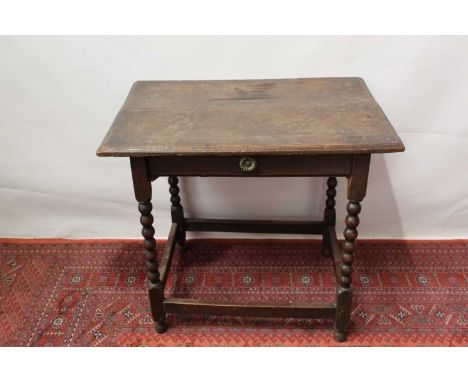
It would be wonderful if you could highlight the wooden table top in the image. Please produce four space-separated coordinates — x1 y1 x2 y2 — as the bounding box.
97 78 404 157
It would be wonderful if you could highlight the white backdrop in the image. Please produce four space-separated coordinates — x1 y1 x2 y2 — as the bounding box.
0 36 467 239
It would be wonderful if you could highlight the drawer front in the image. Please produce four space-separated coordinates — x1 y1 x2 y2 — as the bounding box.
146 154 353 177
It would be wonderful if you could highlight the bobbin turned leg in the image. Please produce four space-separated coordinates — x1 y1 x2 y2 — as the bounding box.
334 200 361 342
131 158 167 333
168 176 187 252
322 177 337 257
334 154 370 342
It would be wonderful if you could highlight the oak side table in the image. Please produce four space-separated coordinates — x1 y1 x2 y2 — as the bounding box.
97 78 405 341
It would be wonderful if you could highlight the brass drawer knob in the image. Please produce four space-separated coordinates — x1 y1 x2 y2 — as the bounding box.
239 156 257 172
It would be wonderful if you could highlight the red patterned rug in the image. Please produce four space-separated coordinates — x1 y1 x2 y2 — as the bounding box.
0 238 466 346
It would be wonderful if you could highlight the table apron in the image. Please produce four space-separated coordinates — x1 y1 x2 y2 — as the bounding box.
146 154 353 177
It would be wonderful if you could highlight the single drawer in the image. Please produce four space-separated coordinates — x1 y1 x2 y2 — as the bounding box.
146 154 353 177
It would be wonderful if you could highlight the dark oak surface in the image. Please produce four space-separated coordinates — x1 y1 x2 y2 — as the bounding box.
100 78 405 341
97 78 404 157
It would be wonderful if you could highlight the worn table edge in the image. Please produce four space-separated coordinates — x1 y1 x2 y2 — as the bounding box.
129 76 366 86
96 142 405 157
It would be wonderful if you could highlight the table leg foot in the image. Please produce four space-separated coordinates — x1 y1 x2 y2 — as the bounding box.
155 318 168 333
322 246 331 257
178 243 188 253
333 330 347 342
156 323 168 334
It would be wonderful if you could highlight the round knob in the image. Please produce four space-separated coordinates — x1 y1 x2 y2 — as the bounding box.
239 157 257 172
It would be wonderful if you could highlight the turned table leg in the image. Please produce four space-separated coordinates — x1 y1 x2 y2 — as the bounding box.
322 177 337 257
334 154 370 342
131 158 167 333
334 200 361 342
168 176 187 252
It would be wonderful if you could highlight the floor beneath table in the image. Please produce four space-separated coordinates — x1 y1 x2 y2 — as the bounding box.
0 238 466 346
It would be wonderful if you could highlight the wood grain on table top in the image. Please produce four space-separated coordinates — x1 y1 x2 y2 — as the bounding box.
96 78 405 157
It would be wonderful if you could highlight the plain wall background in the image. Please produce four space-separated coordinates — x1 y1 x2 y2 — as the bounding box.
0 35 467 239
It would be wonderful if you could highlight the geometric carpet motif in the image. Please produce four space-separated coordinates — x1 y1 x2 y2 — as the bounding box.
0 238 466 346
